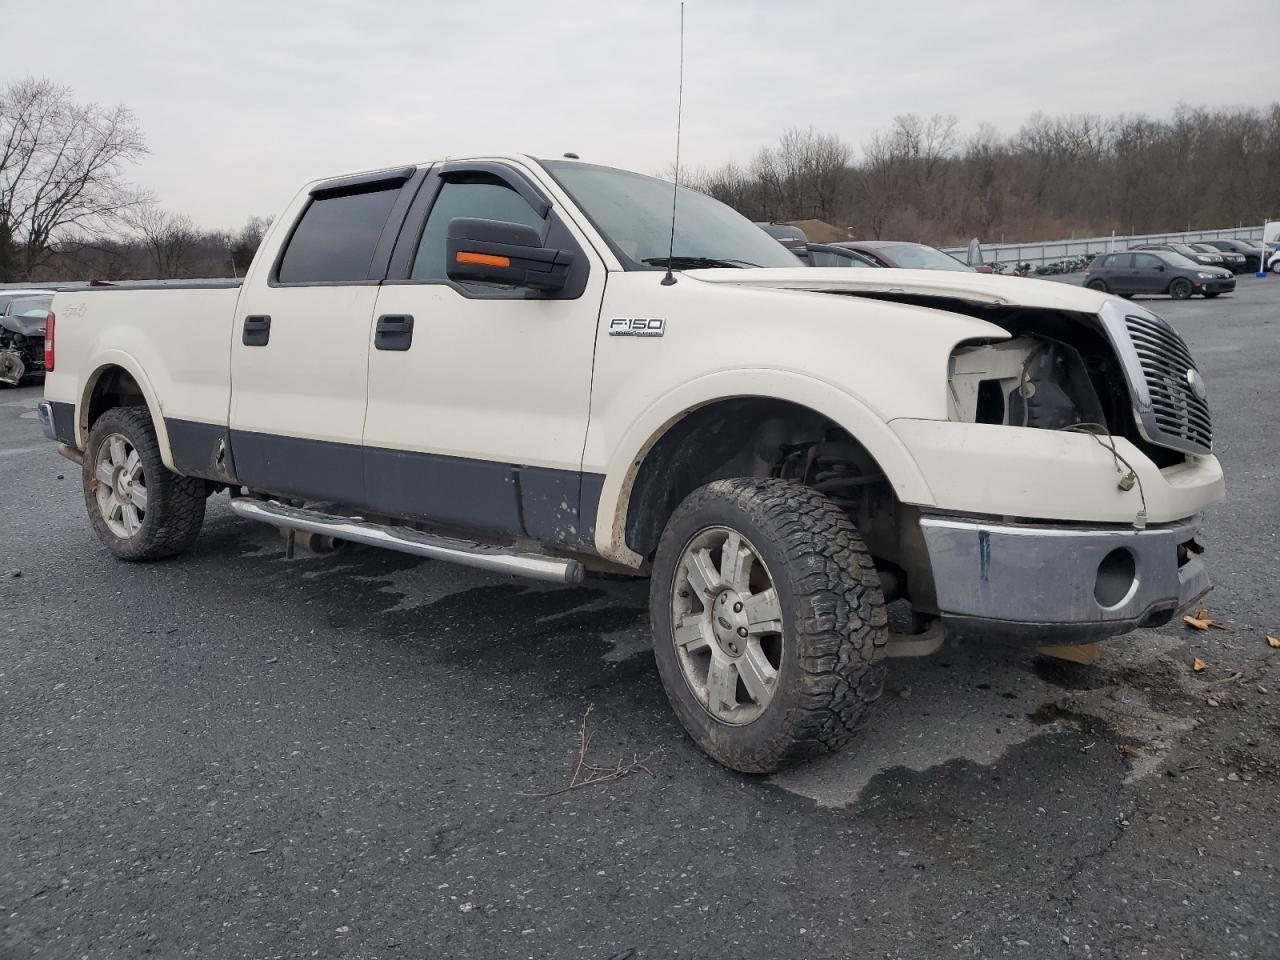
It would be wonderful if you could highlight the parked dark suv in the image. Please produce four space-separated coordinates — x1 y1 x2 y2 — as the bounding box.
1083 250 1234 299
1196 238 1263 272
1130 242 1226 269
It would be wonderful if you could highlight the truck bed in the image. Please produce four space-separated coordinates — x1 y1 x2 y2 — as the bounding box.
44 285 242 458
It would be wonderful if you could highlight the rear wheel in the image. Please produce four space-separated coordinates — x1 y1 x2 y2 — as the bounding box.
1086 279 1108 292
1169 277 1193 300
649 478 887 773
83 407 206 560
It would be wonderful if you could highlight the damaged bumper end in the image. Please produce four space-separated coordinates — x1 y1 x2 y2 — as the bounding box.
919 514 1209 643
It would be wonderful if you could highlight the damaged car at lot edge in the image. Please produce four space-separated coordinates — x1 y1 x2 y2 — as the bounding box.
38 155 1225 773
0 294 53 387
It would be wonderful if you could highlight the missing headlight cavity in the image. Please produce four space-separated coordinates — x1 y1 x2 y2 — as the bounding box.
949 336 1107 430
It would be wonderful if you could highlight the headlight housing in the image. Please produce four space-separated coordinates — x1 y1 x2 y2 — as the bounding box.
948 336 1107 429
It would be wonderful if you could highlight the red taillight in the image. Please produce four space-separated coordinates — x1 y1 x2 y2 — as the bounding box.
44 312 55 372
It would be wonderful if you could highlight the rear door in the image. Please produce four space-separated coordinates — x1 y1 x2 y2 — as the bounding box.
229 167 422 500
362 160 606 547
1105 253 1136 293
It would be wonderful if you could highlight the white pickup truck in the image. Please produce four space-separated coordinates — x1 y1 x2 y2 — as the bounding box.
40 155 1224 772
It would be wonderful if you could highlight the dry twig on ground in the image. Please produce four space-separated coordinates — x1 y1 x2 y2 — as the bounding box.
522 703 655 798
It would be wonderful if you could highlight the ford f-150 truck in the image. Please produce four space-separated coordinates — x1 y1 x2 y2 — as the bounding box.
39 155 1225 772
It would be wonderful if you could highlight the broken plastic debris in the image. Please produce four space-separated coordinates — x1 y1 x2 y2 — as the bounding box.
1192 658 1207 672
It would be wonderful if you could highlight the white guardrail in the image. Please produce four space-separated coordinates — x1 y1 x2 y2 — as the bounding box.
942 226 1265 269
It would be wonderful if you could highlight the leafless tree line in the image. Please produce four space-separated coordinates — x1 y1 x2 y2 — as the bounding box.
1 77 269 282
5 75 1279 282
688 105 1280 244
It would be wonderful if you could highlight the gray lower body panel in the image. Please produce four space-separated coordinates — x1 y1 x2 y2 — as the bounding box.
919 514 1209 643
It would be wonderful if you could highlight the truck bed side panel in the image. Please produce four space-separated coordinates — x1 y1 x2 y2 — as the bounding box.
45 286 241 476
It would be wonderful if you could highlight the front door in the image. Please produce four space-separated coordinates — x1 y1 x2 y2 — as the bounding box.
363 160 606 548
229 168 420 500
1131 253 1168 294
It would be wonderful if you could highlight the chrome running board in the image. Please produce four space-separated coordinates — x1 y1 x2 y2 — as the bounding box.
229 498 584 584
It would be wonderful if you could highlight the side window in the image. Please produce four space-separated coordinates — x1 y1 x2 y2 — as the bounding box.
411 174 545 282
1110 254 1133 270
1134 254 1161 270
276 186 401 284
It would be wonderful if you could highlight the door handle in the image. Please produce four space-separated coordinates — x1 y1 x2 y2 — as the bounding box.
374 314 414 351
242 314 271 346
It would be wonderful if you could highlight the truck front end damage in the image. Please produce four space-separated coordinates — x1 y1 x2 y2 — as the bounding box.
897 295 1222 642
918 513 1209 642
692 270 1226 645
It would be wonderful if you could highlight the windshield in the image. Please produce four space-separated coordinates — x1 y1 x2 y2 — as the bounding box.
809 249 875 268
875 243 975 271
6 296 52 317
539 160 799 270
0 293 44 311
1160 252 1203 270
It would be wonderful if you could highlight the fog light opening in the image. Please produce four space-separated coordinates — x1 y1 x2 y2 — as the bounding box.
1094 547 1138 609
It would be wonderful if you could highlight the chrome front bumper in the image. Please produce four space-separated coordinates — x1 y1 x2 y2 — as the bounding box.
920 514 1209 642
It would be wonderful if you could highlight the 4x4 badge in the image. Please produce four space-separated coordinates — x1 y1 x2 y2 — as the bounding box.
609 318 665 337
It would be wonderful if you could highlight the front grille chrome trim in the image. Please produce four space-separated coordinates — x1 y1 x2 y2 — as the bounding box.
1097 301 1213 455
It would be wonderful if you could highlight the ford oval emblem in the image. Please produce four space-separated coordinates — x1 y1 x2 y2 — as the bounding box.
1186 368 1207 401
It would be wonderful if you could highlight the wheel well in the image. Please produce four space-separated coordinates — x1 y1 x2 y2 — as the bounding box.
84 366 149 435
623 397 893 559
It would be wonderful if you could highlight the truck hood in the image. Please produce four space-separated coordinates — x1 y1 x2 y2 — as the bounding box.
688 267 1112 313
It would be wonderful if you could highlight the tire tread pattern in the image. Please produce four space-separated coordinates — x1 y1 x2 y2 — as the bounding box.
83 406 206 561
652 477 888 773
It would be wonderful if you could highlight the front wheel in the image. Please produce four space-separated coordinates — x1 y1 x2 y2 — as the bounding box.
1169 277 1193 300
649 478 887 773
83 406 207 560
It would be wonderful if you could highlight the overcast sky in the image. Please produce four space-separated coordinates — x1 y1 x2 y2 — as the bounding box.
4 0 1271 229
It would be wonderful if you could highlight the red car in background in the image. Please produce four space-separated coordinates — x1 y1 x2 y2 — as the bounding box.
831 240 976 272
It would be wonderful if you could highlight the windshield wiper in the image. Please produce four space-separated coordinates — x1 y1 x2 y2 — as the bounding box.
643 256 760 269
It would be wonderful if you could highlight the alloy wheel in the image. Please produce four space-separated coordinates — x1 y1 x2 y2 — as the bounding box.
669 526 784 725
94 433 148 538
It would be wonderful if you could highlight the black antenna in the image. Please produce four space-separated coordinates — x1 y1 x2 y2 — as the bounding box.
661 2 685 287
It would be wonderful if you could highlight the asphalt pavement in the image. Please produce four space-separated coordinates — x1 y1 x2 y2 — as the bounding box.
2 277 1278 959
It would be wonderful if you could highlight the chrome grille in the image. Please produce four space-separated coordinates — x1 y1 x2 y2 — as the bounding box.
1124 313 1212 453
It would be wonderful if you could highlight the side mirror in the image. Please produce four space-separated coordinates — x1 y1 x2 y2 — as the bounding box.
446 218 574 292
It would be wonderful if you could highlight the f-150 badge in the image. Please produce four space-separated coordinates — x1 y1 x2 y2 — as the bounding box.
609 318 665 337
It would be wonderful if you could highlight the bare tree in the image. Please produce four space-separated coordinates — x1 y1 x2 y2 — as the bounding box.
129 205 200 278
230 215 272 274
747 127 851 223
0 77 149 280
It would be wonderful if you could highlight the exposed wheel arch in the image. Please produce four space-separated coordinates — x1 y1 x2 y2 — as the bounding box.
78 359 176 470
621 397 897 560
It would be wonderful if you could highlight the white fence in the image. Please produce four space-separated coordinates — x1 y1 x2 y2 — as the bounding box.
942 226 1265 269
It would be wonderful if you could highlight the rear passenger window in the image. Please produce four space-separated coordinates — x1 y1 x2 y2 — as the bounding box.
276 186 401 284
411 174 545 281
